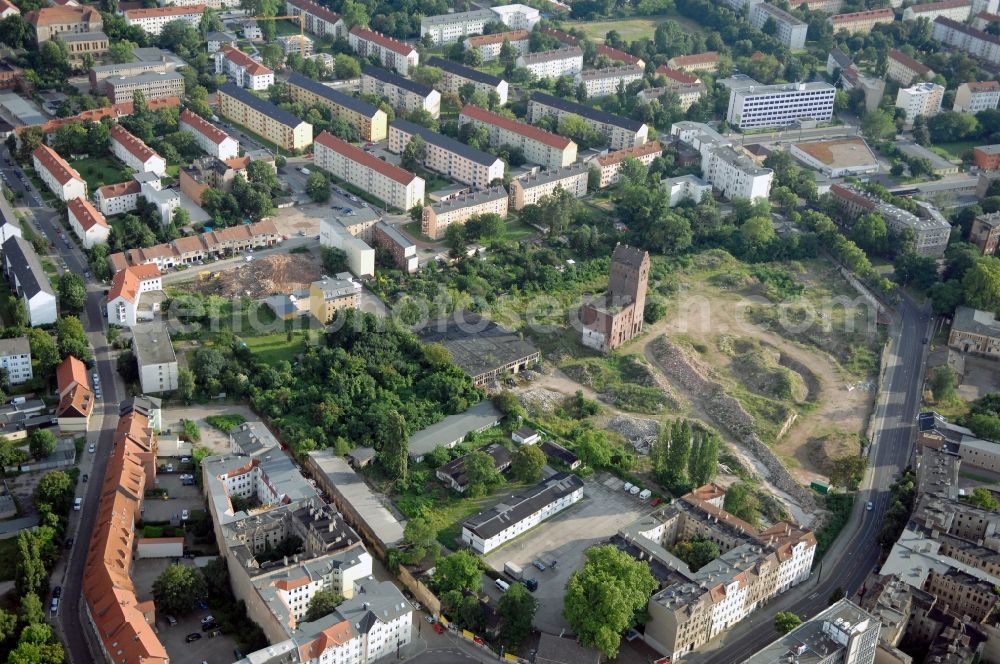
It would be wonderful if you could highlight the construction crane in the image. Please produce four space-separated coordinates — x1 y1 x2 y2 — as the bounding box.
250 13 308 59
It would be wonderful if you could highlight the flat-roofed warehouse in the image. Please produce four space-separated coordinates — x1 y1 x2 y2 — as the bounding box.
789 136 880 178
417 314 540 388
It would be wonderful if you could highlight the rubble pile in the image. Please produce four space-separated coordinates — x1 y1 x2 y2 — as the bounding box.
518 388 565 416
607 415 659 454
192 253 322 299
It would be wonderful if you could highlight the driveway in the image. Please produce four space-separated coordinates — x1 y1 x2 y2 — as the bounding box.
481 473 653 634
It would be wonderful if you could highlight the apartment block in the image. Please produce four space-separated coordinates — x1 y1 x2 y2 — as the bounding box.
88 58 180 88
2 235 57 327
828 184 951 256
349 26 418 75
895 81 944 123
67 197 109 249
789 0 845 12
886 48 936 85
932 17 1000 64
111 124 167 177
133 322 178 393
420 8 495 44
217 83 313 152
95 180 141 216
31 144 86 202
723 76 836 129
528 92 648 150
179 109 240 161
749 3 808 48
667 51 720 72
671 121 774 201
310 274 361 323
745 601 879 664
285 0 345 39
277 33 313 57
374 221 418 273
662 174 712 206
314 131 424 211
459 104 577 170
591 141 663 188
107 263 162 327
490 4 540 30
969 211 1000 255
828 8 895 33
974 144 1000 170
103 71 183 105
360 65 440 118
59 31 109 59
623 484 815 661
904 0 972 21
0 337 32 385
461 473 583 553
26 5 102 42
421 186 508 240
287 73 387 142
388 119 505 189
954 80 1000 112
463 30 529 61
321 225 375 278
123 5 203 36
508 163 589 210
516 46 584 79
214 46 273 91
639 83 706 111
426 57 508 106
575 64 644 98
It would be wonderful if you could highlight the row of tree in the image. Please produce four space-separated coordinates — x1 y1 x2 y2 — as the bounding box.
649 419 720 496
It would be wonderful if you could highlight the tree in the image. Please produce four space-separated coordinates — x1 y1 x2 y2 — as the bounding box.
574 428 612 468
303 590 345 623
564 545 658 659
19 591 45 627
968 487 998 510
774 612 802 633
305 171 330 203
463 46 482 67
0 607 16 643
445 223 467 256
57 273 86 315
341 0 368 27
434 551 481 594
334 53 361 79
510 445 546 483
930 366 957 403
376 410 408 480
829 455 868 490
963 256 1000 313
56 316 91 361
15 532 45 597
722 482 760 528
498 582 537 647
401 135 426 171
671 537 720 572
321 247 348 274
851 213 888 255
152 563 207 616
28 328 60 379
861 109 896 143
464 450 502 496
34 470 74 514
108 40 136 63
28 429 57 461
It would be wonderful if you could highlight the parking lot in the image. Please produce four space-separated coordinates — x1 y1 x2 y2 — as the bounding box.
143 474 204 523
481 473 653 634
132 558 240 664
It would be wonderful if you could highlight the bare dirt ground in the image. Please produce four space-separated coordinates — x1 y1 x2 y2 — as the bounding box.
178 252 323 299
161 403 258 454
271 205 323 237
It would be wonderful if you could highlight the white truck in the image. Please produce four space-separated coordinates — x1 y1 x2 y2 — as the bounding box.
504 562 523 580
300 167 311 175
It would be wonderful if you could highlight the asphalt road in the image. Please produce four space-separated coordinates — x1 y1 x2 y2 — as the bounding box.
690 294 931 663
3 146 120 663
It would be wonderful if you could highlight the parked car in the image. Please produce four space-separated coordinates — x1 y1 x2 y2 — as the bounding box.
64 537 73 549
623 482 633 493
82 474 88 482
53 586 61 598
186 633 202 643
532 560 546 571
866 501 873 511
432 622 445 634
167 615 178 626
88 444 96 453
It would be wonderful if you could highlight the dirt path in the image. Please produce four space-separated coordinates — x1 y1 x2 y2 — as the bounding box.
623 286 874 485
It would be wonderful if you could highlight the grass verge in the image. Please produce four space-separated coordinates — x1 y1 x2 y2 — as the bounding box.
814 492 853 563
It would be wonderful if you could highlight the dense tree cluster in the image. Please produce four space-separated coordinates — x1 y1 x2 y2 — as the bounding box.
879 468 916 550
649 419 720 496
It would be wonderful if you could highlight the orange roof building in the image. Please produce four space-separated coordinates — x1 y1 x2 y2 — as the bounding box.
594 140 663 187
31 144 86 202
666 51 720 72
110 124 166 177
66 196 110 248
348 26 418 75
56 356 93 430
459 103 576 170
107 263 162 327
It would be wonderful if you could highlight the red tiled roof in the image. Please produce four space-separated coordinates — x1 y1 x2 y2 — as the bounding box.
26 5 100 26
180 108 233 145
976 10 1000 21
97 180 141 199
111 124 160 164
461 104 572 150
218 45 273 77
908 0 970 12
109 264 161 304
225 156 251 170
67 197 108 231
656 65 698 85
315 131 419 185
830 8 894 23
56 355 88 395
888 48 933 75
964 80 1000 91
464 29 529 47
596 44 642 65
287 0 342 25
32 144 82 186
596 141 662 167
18 96 180 136
541 26 578 45
0 0 20 14
299 620 354 660
349 26 415 56
668 51 719 67
124 4 204 18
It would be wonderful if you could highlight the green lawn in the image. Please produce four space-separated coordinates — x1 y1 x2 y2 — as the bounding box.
71 156 131 192
929 141 977 162
243 332 308 364
402 220 437 243
415 168 452 193
272 19 303 36
568 14 700 43
502 221 537 241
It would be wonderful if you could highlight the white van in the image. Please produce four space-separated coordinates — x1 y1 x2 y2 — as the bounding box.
495 578 510 592
639 489 652 500
74 497 82 510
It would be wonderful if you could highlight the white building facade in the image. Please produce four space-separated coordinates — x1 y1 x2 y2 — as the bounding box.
67 197 110 249
31 145 86 202
516 47 584 79
349 26 418 75
0 337 32 385
111 125 167 177
214 46 274 91
725 78 836 129
314 130 425 211
123 5 203 35
179 109 240 161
